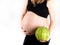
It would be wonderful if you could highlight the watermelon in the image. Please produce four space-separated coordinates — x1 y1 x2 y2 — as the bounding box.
35 26 50 42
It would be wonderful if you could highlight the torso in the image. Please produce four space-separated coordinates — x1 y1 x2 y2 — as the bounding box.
27 0 49 18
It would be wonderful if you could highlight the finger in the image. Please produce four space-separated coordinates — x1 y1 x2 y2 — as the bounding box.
24 31 31 35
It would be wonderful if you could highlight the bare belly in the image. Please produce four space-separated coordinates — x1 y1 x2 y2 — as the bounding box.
21 11 49 33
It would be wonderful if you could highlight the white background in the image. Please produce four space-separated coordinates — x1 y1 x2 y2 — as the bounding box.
0 0 60 45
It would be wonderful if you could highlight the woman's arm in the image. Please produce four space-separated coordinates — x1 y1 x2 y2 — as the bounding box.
21 0 28 22
47 0 56 32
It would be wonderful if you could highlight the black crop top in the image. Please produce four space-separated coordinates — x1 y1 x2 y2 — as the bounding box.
27 0 49 18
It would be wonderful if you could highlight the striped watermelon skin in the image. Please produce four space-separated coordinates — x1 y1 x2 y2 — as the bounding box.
35 27 50 42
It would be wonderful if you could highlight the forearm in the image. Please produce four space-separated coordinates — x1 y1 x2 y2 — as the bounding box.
49 21 55 32
21 14 25 22
47 0 56 32
21 10 27 22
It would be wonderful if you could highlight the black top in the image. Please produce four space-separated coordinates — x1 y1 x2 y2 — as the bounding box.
27 0 49 18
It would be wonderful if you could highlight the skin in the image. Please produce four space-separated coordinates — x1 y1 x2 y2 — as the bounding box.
21 0 55 35
21 11 49 35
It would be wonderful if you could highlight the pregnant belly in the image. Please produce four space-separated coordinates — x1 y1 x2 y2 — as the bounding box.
21 11 49 33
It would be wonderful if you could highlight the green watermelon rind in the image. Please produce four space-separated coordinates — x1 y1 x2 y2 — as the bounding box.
35 26 50 41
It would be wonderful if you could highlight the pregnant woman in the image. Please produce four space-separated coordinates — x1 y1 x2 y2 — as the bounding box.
21 0 55 45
